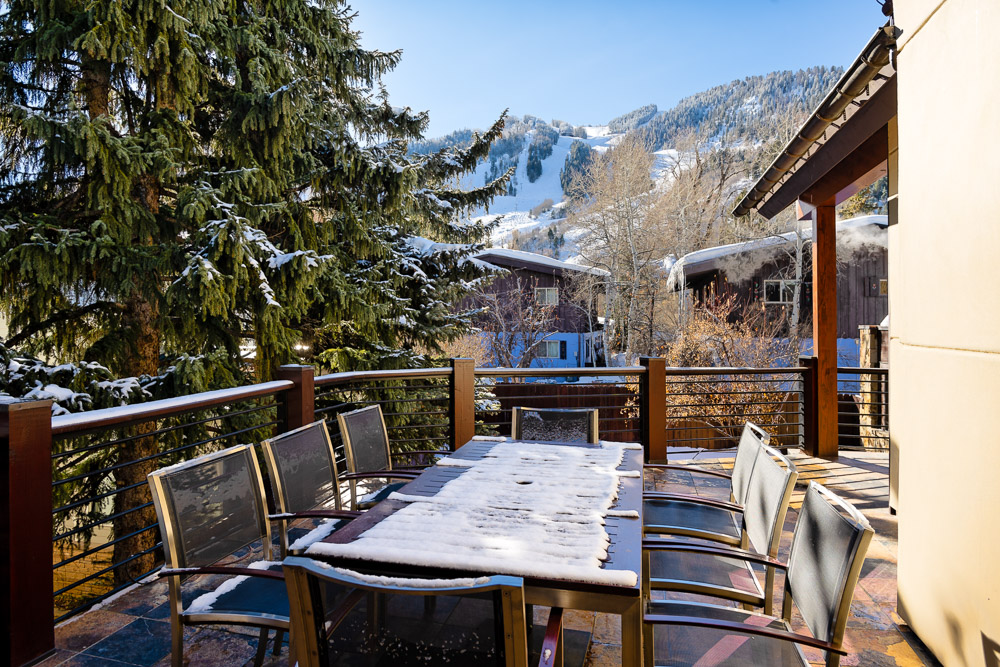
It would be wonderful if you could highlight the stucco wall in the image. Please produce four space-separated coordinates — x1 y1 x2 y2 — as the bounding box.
893 1 1000 664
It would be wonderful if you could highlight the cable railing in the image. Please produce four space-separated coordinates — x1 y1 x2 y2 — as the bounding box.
48 380 293 622
836 365 889 450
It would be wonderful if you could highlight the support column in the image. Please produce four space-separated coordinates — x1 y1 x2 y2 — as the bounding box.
2 399 55 666
639 357 666 463
449 358 476 450
275 365 316 432
812 198 838 457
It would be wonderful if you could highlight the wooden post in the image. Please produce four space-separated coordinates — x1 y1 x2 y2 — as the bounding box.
449 359 475 450
799 356 819 455
639 357 666 463
2 399 56 666
812 199 838 457
275 365 315 432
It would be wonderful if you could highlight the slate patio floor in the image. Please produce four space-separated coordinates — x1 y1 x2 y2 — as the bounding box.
41 449 940 666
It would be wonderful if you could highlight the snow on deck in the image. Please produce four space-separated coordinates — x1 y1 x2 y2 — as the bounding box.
307 440 638 587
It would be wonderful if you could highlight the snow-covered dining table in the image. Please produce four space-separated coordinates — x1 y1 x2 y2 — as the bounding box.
306 435 645 665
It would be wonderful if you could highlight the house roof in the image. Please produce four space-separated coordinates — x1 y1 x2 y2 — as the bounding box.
732 25 900 219
474 248 610 278
666 215 887 290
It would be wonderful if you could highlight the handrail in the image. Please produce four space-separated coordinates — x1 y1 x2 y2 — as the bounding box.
315 367 453 387
664 366 806 376
837 366 887 374
51 380 294 437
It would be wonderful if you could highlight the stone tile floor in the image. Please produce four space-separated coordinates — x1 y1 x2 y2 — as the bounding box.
43 449 941 666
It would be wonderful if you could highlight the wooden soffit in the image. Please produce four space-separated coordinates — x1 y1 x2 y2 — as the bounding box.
758 74 897 219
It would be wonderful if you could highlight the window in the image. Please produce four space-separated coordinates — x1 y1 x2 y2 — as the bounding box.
535 287 558 306
537 340 563 359
764 279 797 304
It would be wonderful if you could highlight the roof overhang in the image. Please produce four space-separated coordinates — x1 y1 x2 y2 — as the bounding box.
733 25 900 220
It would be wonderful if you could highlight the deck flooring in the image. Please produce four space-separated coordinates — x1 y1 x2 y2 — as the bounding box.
42 450 939 666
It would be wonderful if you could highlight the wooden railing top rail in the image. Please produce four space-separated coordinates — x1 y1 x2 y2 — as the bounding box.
50 380 294 437
314 367 453 387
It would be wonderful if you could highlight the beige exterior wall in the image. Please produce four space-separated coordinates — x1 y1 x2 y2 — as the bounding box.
893 1 1000 665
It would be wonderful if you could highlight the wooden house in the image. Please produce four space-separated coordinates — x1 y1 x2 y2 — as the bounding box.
667 215 888 338
472 248 608 367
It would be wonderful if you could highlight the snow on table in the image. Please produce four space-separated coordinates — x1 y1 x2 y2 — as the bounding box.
307 440 639 587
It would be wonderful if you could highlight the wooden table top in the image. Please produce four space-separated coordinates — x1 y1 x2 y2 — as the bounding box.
313 438 643 598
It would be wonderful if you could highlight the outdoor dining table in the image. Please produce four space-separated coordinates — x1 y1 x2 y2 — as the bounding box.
305 436 645 665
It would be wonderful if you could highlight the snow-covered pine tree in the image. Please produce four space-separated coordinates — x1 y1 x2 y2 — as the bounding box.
0 0 509 585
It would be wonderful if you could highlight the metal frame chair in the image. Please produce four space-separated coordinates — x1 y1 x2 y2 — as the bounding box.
644 441 799 615
643 482 874 667
642 436 791 549
336 405 442 510
510 406 600 443
260 420 363 557
147 445 289 667
283 556 564 667
643 421 770 506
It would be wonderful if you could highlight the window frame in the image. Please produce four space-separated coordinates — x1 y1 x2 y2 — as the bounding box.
763 279 797 305
535 287 559 306
536 339 561 359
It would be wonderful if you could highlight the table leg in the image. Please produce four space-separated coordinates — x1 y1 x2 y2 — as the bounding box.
621 598 643 666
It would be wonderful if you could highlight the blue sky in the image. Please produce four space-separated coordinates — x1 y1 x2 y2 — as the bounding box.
351 0 889 138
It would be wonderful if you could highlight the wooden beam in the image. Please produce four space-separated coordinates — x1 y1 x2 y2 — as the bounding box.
812 200 839 458
799 126 889 207
449 358 476 450
758 76 896 219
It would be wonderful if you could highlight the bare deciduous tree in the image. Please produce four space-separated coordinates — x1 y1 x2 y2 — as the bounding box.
474 276 558 370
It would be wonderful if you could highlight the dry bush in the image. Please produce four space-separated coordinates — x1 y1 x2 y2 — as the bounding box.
663 295 800 447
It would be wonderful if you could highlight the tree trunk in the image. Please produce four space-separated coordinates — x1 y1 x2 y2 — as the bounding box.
111 294 162 585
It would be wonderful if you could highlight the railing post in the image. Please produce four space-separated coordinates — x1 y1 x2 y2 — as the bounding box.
639 357 666 463
2 399 55 666
449 358 475 450
799 356 819 456
275 365 315 432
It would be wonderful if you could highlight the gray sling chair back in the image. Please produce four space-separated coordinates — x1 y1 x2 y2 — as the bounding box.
644 442 799 616
147 445 289 667
259 420 364 557
282 556 565 667
643 482 875 667
336 405 441 510
644 421 770 504
642 423 777 547
511 406 600 443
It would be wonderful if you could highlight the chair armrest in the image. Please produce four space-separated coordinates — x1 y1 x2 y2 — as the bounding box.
644 464 732 480
159 566 284 581
539 607 563 667
643 492 743 513
641 541 787 569
270 510 363 521
340 471 419 482
643 613 846 655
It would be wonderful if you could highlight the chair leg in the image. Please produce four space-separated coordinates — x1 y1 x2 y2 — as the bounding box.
271 629 285 656
253 627 269 667
171 620 184 667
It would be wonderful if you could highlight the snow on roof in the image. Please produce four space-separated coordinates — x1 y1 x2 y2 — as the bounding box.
667 215 888 290
307 440 638 587
475 248 609 278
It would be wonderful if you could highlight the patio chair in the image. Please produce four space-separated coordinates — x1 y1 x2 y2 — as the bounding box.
511 406 600 443
260 420 366 557
147 445 290 667
642 440 795 550
283 556 565 667
336 405 444 510
643 482 874 667
643 421 770 505
643 439 799 615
